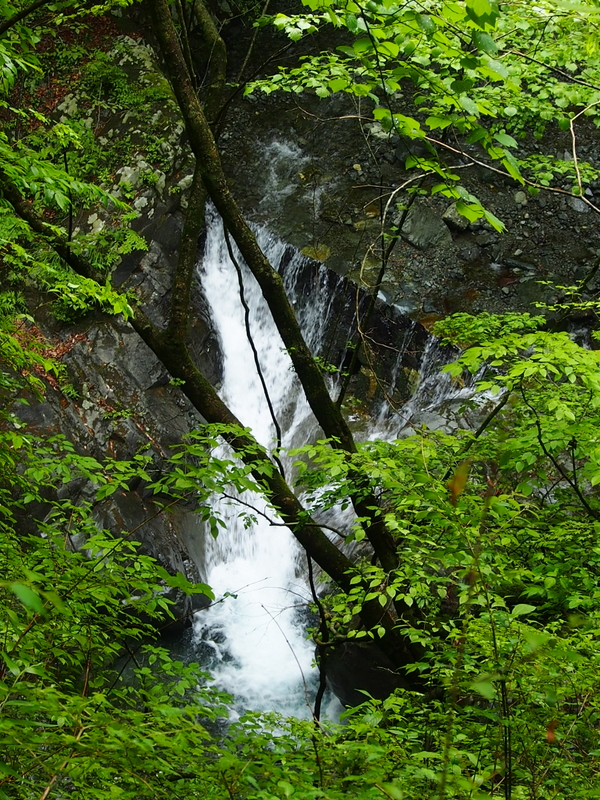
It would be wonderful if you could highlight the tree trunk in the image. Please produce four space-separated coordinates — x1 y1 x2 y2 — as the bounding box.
0 173 424 685
147 0 400 574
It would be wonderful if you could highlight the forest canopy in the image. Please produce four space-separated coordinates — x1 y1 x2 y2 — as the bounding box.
2 0 600 797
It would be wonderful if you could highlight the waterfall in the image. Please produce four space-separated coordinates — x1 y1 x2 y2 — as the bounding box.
191 208 471 718
192 208 343 719
373 337 471 438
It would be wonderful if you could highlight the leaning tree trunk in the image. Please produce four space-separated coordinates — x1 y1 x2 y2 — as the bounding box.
0 0 425 678
0 165 425 688
147 0 401 576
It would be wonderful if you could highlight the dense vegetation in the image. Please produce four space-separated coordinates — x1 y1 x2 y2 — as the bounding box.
2 0 600 797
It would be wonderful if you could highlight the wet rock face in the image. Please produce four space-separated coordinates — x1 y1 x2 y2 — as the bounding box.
50 318 205 454
278 252 430 412
94 492 211 636
11 314 212 633
401 202 453 251
6 33 226 629
217 87 600 322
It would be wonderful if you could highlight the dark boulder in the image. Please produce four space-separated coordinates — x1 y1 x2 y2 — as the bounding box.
326 641 408 707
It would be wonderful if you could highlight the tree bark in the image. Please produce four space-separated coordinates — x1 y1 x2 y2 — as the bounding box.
147 0 400 574
167 163 206 342
0 0 51 37
0 173 424 684
148 0 355 452
192 0 228 125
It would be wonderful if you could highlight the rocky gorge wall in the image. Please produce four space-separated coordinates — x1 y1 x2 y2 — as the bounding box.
10 9 600 648
223 87 600 324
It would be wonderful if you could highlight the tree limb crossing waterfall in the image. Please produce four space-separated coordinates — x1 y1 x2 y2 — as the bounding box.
192 208 472 717
193 207 343 718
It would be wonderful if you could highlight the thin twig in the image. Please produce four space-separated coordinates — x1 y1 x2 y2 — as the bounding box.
426 136 600 215
376 784 400 800
509 50 600 92
236 0 271 84
569 101 600 200
260 604 323 727
307 555 329 724
37 727 85 800
294 106 600 213
220 492 346 539
520 385 599 520
443 391 510 481
223 224 286 479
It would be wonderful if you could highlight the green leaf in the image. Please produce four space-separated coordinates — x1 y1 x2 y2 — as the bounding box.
378 785 404 800
353 37 373 54
470 679 497 700
0 762 17 778
511 603 537 617
426 115 452 130
1 653 20 676
416 13 436 35
277 780 296 797
458 96 479 116
10 582 44 614
466 0 499 28
483 208 505 232
472 30 498 55
379 41 399 59
483 57 508 79
502 151 524 183
494 131 518 148
346 13 359 33
42 591 66 613
455 200 482 222
329 77 348 92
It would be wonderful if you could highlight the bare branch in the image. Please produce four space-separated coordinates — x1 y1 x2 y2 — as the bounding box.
0 0 51 37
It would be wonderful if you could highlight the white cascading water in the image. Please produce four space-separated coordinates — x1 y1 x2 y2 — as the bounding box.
371 336 478 441
191 182 477 718
193 208 350 719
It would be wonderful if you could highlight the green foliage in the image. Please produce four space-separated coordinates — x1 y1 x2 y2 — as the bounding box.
4 1 600 797
267 311 600 796
313 354 340 374
5 289 600 798
1 127 124 212
0 326 50 398
49 275 135 321
519 153 600 192
433 311 546 348
0 362 230 797
249 0 600 211
0 26 175 328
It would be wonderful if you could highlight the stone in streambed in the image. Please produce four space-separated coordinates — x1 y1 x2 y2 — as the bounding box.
401 203 453 250
442 202 470 232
